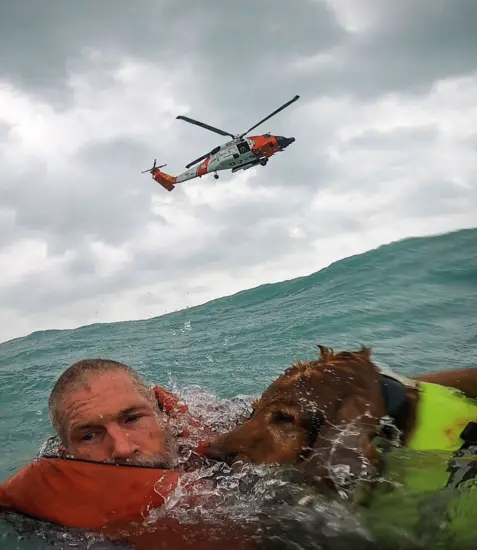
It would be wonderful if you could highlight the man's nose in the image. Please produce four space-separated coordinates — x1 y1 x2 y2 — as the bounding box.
107 426 139 461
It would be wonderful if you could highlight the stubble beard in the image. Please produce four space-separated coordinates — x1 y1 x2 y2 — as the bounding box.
117 422 179 469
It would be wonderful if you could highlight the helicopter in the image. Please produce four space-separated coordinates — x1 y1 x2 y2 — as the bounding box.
142 94 299 192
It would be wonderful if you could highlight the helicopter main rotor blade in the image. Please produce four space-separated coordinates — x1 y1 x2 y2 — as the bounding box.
239 94 300 137
176 115 236 138
185 145 222 169
185 153 209 169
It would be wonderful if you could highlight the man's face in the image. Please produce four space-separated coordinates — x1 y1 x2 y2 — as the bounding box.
59 371 173 467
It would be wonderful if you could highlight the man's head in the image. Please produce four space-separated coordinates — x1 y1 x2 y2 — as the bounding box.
48 359 176 468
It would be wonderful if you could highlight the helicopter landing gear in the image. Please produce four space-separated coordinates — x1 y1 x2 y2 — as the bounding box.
213 172 219 179
259 157 268 166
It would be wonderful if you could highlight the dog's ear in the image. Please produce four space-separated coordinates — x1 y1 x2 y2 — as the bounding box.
356 345 372 361
317 344 333 361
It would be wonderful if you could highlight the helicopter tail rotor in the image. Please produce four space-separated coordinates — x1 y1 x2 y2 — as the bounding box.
141 159 167 174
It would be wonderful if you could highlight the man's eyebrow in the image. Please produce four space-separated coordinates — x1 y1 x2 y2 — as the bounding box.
70 405 149 433
70 422 101 433
120 405 149 416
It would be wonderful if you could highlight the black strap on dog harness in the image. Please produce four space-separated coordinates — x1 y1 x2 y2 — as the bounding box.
379 373 410 441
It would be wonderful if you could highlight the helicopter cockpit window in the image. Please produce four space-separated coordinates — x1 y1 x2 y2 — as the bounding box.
237 141 251 154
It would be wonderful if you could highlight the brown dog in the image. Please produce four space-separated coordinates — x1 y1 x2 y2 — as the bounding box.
205 346 477 493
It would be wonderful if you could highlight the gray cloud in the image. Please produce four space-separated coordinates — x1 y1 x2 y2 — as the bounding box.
0 208 20 249
3 0 476 106
290 0 477 99
0 0 341 111
4 168 152 253
400 179 477 218
0 0 170 103
344 125 439 151
357 0 477 92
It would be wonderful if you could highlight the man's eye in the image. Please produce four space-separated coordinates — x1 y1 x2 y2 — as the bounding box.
80 432 95 442
125 414 142 424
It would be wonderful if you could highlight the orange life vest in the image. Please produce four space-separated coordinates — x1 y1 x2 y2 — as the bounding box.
0 387 256 549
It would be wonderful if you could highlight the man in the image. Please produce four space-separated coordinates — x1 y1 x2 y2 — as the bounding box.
47 358 178 467
1 359 259 549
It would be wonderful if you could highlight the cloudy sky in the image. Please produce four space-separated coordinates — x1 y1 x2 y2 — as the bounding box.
0 0 476 343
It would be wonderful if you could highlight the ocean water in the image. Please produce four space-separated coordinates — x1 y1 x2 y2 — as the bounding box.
1 226 476 548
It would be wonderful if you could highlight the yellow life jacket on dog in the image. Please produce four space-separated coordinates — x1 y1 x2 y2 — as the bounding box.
366 381 477 546
407 381 477 452
378 380 477 493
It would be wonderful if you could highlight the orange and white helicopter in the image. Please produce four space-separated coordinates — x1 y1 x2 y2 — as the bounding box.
141 94 299 192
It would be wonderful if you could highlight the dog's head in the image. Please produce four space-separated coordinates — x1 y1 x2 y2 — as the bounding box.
205 346 387 492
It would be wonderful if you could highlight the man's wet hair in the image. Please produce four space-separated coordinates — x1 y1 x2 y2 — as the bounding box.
48 358 156 444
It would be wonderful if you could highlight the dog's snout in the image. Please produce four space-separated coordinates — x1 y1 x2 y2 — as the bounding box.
204 444 239 465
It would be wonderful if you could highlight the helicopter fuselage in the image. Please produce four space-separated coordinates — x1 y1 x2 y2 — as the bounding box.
172 134 295 183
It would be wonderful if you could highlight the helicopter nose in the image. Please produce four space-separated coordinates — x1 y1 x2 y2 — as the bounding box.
276 136 295 149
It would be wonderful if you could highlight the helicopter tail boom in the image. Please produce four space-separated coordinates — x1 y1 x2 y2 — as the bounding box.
141 159 177 191
151 167 176 192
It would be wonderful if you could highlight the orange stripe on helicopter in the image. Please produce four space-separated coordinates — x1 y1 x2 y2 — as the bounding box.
197 158 211 176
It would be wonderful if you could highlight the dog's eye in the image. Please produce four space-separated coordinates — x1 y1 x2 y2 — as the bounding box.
272 411 295 424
